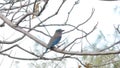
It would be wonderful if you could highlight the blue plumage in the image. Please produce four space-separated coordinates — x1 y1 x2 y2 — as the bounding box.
50 36 61 48
44 29 64 53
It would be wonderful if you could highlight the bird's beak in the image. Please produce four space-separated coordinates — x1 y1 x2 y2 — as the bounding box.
61 30 64 32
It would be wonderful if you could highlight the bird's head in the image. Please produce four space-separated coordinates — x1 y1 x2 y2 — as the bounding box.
56 29 64 33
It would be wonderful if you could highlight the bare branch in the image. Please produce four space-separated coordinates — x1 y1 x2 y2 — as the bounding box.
0 44 39 57
99 26 120 51
62 22 98 50
64 0 80 24
15 12 33 26
40 0 66 24
0 13 47 47
99 40 120 52
37 0 49 16
1 13 120 57
0 35 24 44
39 24 87 34
0 2 34 10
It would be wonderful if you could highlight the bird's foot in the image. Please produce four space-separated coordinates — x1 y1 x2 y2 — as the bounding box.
50 47 55 50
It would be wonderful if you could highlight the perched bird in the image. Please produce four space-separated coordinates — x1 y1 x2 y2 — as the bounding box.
44 29 64 53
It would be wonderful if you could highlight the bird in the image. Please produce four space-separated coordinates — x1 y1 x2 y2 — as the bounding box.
44 29 64 53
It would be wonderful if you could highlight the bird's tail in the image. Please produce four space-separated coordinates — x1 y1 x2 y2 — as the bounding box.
44 45 52 54
44 48 48 53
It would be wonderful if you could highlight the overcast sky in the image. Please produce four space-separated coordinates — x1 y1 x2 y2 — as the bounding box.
0 0 120 68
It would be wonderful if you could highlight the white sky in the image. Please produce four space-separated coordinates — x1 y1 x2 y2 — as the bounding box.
0 0 120 68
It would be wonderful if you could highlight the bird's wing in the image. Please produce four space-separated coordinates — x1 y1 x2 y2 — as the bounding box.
51 36 61 47
48 36 61 48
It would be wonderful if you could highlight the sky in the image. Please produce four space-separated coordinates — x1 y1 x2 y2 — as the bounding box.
0 0 120 68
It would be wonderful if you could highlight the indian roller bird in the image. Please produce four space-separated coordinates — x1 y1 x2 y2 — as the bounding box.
44 29 64 53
